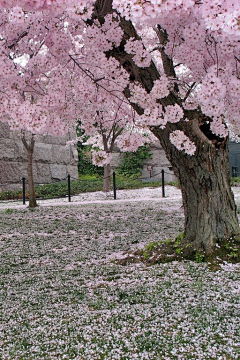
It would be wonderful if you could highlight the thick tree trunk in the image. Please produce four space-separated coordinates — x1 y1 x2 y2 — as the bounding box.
103 163 111 192
152 123 240 257
22 135 37 208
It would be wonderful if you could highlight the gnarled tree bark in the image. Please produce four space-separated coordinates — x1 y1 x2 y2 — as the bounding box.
151 119 239 256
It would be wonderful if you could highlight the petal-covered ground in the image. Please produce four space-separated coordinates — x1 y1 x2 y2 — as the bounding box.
0 186 240 359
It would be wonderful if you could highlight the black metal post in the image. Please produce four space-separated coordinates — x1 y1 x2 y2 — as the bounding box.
22 177 26 205
232 166 238 177
113 171 117 200
68 174 71 202
162 169 165 198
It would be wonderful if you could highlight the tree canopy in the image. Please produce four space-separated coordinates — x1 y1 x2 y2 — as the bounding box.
0 1 239 147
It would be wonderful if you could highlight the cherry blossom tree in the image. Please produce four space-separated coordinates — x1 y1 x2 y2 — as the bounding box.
0 1 240 261
87 0 240 261
75 87 148 192
1 53 74 207
3 97 69 208
94 0 240 262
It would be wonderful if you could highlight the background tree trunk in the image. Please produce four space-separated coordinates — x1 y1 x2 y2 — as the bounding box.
22 135 37 208
103 163 111 192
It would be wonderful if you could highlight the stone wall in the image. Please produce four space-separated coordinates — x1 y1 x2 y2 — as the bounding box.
141 142 177 183
111 141 177 183
0 122 79 191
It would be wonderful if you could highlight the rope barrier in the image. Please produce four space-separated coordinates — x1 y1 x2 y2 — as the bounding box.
0 180 22 187
0 168 175 188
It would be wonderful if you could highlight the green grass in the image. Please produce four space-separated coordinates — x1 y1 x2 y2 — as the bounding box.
231 176 240 186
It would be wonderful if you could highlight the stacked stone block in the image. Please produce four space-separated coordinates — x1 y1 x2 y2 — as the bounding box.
0 122 78 191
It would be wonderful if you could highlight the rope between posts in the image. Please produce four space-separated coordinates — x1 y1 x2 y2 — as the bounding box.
163 171 175 175
117 169 174 182
0 180 22 187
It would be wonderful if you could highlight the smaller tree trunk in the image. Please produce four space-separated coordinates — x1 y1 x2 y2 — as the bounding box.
103 163 111 192
22 135 37 208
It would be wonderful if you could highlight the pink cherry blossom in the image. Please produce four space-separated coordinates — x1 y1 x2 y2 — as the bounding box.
169 130 196 156
92 150 112 166
0 0 240 157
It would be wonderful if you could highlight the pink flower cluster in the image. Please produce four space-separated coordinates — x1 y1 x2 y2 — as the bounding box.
92 150 112 166
169 130 196 156
164 105 184 124
116 132 144 153
0 0 240 156
125 38 151 68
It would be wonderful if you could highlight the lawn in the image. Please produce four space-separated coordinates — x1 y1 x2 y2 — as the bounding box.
0 190 239 359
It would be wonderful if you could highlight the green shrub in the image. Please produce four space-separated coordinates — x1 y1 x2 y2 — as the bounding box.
231 176 240 186
114 174 161 190
76 125 104 176
0 189 22 201
35 178 105 199
118 146 152 178
78 147 104 176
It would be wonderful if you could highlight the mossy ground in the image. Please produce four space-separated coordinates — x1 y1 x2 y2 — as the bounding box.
116 234 240 269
